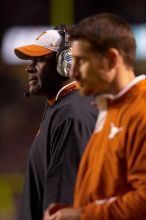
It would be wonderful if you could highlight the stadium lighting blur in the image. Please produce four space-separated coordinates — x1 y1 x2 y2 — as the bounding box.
132 24 146 59
1 26 49 65
1 24 146 65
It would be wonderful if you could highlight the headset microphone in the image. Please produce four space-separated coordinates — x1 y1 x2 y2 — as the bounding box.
24 91 30 97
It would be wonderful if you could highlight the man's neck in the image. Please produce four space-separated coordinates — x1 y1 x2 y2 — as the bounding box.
48 80 79 105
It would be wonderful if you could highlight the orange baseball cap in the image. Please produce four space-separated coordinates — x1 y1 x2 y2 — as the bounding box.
14 30 62 60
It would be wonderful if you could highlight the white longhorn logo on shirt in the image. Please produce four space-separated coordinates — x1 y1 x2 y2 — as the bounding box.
108 123 123 139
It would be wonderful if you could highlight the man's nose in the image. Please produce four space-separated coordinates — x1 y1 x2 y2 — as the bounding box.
26 63 36 73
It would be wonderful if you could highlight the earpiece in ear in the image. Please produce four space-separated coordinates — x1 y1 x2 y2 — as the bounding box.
56 48 72 77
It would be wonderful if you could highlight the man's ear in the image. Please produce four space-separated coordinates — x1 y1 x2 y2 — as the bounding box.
106 48 119 69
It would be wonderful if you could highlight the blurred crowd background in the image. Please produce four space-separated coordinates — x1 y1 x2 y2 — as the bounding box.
0 0 146 219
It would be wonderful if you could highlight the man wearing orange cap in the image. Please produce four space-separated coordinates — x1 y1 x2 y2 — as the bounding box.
14 25 98 220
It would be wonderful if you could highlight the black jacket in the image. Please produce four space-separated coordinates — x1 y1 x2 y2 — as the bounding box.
20 90 98 220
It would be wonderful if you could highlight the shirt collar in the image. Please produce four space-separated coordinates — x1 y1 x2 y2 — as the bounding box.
95 74 146 109
48 81 80 105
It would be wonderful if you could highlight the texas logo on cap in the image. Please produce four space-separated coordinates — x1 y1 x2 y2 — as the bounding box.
14 30 63 60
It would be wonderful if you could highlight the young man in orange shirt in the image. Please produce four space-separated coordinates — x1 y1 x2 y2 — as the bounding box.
44 13 146 220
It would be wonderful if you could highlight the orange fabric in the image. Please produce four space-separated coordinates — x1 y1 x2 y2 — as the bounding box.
74 79 146 220
48 82 80 105
47 96 56 105
14 45 52 60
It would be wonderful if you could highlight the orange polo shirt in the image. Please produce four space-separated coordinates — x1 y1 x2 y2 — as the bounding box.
74 76 146 220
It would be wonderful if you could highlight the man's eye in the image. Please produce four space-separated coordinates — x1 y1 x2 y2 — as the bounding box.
37 57 43 62
37 56 52 62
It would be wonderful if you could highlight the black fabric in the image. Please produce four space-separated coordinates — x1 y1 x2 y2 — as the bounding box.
19 90 98 220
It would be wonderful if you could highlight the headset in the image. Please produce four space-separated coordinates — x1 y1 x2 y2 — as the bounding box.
54 25 72 77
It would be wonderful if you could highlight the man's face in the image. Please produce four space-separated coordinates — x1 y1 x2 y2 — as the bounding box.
71 39 115 96
26 53 58 97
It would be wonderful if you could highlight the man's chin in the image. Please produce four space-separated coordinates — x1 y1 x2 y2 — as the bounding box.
29 86 42 95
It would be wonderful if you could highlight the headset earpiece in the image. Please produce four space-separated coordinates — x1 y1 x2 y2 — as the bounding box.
56 48 72 77
55 25 73 77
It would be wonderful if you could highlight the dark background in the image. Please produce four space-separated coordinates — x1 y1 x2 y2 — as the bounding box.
0 0 145 173
1 0 146 169
0 1 146 219
1 0 146 42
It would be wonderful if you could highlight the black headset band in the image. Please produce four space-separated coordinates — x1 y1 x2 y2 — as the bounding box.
54 25 70 57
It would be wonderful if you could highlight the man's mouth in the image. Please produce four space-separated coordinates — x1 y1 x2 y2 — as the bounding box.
29 80 38 86
28 75 38 86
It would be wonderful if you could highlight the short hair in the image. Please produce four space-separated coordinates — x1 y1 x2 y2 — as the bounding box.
70 13 136 67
